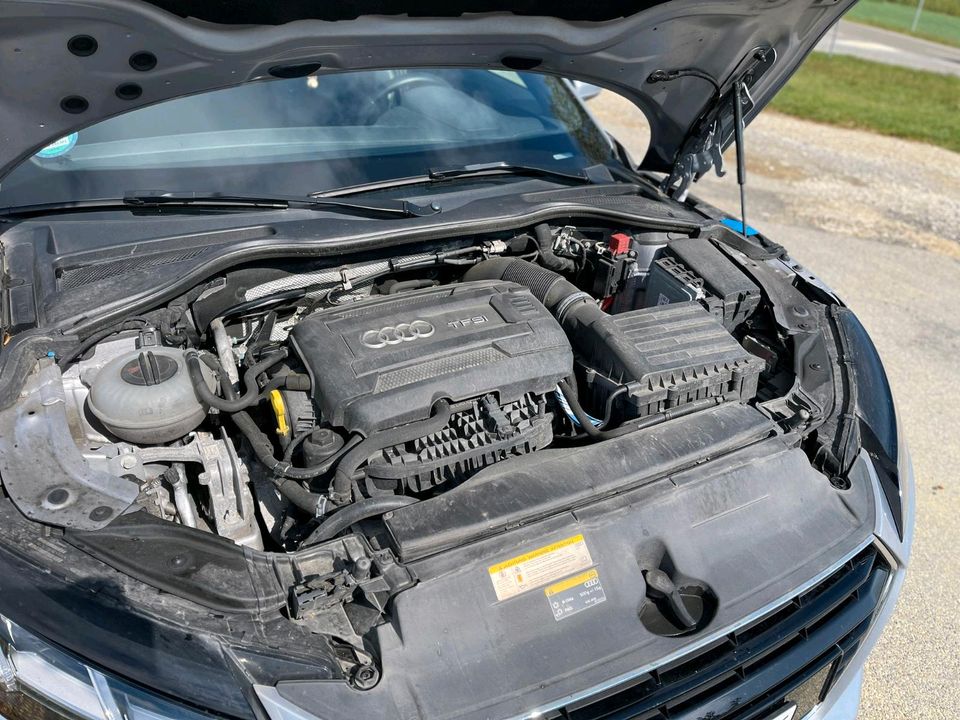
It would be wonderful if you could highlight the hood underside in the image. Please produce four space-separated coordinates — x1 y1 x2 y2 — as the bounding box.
0 0 854 182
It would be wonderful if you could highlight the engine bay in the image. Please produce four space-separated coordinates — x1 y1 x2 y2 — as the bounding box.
0 218 842 678
0 0 896 709
0 223 796 544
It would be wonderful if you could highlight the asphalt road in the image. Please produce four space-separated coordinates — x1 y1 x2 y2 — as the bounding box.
814 19 960 77
590 94 960 718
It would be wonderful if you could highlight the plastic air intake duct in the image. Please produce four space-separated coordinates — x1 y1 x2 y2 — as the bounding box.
464 258 764 426
463 257 600 332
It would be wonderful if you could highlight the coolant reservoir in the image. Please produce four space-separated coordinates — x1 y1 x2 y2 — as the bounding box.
87 347 215 443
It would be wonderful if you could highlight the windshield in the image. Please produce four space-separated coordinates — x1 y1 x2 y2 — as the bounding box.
0 69 614 209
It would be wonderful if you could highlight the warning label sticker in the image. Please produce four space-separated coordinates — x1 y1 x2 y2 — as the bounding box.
488 533 594 602
545 568 607 621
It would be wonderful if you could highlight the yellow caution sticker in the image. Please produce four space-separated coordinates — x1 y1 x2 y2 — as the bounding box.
487 533 593 601
544 568 607 621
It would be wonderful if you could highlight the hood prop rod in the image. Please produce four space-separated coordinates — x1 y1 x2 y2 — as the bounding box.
732 79 749 240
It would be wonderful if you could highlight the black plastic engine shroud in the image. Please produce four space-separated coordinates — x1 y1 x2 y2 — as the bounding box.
289 280 573 435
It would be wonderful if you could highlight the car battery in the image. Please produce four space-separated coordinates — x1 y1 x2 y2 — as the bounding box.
644 238 761 329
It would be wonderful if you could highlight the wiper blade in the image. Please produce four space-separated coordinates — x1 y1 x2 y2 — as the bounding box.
311 162 603 199
427 161 596 184
123 191 439 217
0 192 438 219
123 191 289 209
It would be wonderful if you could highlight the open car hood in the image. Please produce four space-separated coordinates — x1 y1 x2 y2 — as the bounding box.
0 0 853 189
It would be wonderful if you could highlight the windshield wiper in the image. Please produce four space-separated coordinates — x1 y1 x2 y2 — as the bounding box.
0 192 439 219
427 161 600 184
124 191 440 217
311 161 606 199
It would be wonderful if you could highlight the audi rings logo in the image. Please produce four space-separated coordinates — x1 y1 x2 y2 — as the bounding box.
360 320 435 348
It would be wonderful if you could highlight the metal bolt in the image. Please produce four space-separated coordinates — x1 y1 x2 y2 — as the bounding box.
809 363 822 371
352 664 380 690
89 505 113 522
120 454 137 470
829 475 851 490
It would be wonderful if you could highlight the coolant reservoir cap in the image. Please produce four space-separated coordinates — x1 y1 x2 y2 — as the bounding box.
120 351 178 386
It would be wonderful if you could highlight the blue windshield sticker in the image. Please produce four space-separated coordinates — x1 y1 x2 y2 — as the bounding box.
35 133 78 159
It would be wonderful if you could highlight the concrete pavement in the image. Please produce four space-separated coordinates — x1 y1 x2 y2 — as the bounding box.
740 218 960 720
814 19 960 76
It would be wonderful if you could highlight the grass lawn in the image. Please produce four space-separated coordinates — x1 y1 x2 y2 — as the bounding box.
846 0 960 48
770 54 960 153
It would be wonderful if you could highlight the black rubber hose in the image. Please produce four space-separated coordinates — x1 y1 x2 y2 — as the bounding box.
283 436 361 480
558 379 646 441
558 379 608 440
278 478 327 515
230 409 360 480
219 288 310 322
533 223 577 274
256 372 311 401
329 399 453 504
463 256 593 319
559 380 732 442
210 359 328 514
230 410 363 516
283 428 315 463
230 411 283 470
186 348 288 412
228 410 324 514
599 385 629 429
57 318 149 369
303 495 419 546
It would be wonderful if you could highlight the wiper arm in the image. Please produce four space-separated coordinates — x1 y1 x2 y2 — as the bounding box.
0 192 438 219
123 191 439 218
427 161 596 184
311 162 602 199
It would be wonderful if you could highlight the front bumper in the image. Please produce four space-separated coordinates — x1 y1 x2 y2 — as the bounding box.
816 670 865 720
259 434 914 720
811 428 915 720
0 437 914 720
257 543 900 720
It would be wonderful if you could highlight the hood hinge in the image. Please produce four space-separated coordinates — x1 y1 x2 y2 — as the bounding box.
660 120 727 202
658 47 777 201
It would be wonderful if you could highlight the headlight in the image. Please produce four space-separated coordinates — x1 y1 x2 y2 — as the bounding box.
835 308 907 539
0 614 217 720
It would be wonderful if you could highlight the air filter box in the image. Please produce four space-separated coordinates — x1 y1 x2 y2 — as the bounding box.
577 301 765 419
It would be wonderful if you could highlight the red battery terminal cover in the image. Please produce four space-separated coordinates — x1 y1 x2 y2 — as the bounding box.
609 232 632 256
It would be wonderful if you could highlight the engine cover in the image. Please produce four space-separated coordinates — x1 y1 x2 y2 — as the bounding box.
290 280 572 435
